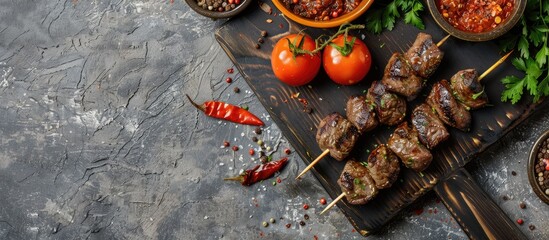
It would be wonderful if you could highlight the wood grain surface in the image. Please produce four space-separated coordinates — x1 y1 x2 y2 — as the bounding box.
215 2 546 235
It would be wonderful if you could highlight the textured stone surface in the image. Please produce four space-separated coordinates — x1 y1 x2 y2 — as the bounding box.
0 1 545 239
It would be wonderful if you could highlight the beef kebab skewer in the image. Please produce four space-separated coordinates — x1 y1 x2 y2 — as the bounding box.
320 51 513 214
295 33 448 180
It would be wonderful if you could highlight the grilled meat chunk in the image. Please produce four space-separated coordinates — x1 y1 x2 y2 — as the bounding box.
427 79 472 131
404 33 444 79
367 144 400 189
337 160 378 205
382 53 424 100
450 69 488 109
346 95 379 133
316 112 360 161
411 103 450 149
388 122 433 172
366 81 407 126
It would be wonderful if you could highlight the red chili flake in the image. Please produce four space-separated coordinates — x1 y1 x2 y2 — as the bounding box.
414 208 424 215
259 231 264 237
249 149 255 156
223 141 230 147
226 77 232 83
232 146 239 151
285 223 291 228
276 177 281 183
352 229 356 233
303 204 309 210
284 148 291 154
278 23 283 29
517 218 524 225
298 98 308 105
227 68 234 74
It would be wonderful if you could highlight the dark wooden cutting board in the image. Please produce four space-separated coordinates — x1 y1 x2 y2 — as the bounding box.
215 2 545 236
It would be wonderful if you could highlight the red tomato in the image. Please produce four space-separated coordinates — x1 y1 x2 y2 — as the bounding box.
323 35 372 85
271 34 321 87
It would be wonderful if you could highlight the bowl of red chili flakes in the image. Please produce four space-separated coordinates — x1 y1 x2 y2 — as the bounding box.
426 0 526 41
272 0 375 28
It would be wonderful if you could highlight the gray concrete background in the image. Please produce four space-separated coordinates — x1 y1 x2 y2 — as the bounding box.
0 1 546 239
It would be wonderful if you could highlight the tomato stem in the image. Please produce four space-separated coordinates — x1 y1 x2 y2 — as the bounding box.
313 23 365 54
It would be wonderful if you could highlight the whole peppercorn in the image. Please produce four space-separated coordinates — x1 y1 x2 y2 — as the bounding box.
233 87 240 93
254 127 262 135
254 43 260 49
249 149 255 156
260 30 268 37
258 37 264 44
519 202 526 209
232 146 239 151
269 218 275 223
251 136 258 142
226 77 232 83
284 148 291 155
516 218 524 225
319 198 327 205
303 204 309 210
262 221 269 227
227 68 234 74
223 141 230 147
299 221 306 226
304 214 309 220
285 223 291 228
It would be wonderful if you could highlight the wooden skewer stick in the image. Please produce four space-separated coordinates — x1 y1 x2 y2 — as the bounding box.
320 192 346 215
478 50 514 81
295 149 330 180
436 34 451 47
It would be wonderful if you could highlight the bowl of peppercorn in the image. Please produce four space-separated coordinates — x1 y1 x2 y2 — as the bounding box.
185 0 252 19
426 0 526 41
528 129 549 205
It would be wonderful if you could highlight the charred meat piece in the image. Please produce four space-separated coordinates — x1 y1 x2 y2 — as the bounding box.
316 112 360 161
367 144 400 189
382 53 424 100
337 160 378 205
366 81 407 126
427 79 472 131
404 33 444 79
346 95 379 133
388 122 433 172
450 69 488 109
411 103 450 149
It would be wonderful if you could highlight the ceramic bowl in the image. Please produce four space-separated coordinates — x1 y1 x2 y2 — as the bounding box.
271 0 374 28
185 0 252 19
426 0 526 41
527 129 549 205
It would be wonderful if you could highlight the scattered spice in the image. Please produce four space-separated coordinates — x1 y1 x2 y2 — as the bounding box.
529 224 536 230
511 171 516 176
516 218 524 225
299 221 306 226
284 148 291 155
502 195 509 201
254 127 262 134
266 19 273 23
233 87 240 93
186 95 264 126
254 43 260 49
262 221 269 227
276 177 281 183
278 23 284 29
225 77 232 83
303 106 313 114
285 223 291 228
252 136 258 142
319 198 327 205
260 30 268 37
519 202 526 209
414 207 424 215
258 1 272 14
224 157 289 186
270 218 276 223
223 141 230 147
258 37 264 44
303 204 309 210
232 146 239 151
249 149 255 156
227 68 234 74
257 140 264 146
304 214 309 220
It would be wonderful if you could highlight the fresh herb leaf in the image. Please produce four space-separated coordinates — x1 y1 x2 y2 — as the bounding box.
499 0 549 104
364 0 425 34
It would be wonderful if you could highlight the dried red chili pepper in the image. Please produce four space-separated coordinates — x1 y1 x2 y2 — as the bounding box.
224 157 288 186
186 94 264 126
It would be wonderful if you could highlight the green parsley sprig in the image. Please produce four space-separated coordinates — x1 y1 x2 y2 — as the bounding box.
499 0 549 104
364 0 425 34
